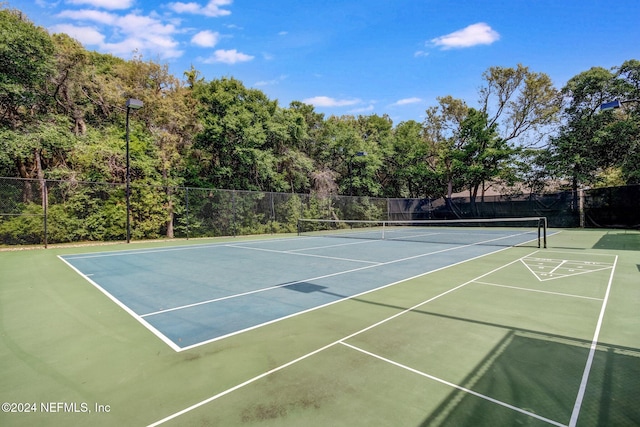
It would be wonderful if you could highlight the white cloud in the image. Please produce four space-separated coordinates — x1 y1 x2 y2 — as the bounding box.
57 9 117 25
302 96 361 107
65 0 134 10
55 10 183 59
50 24 105 44
203 49 254 64
167 2 201 14
118 14 177 36
430 22 500 49
191 30 220 47
254 75 287 87
392 97 422 106
168 0 232 17
414 50 429 58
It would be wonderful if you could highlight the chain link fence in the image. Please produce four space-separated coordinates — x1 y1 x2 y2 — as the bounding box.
1 177 637 247
0 178 389 247
583 184 640 228
388 191 580 227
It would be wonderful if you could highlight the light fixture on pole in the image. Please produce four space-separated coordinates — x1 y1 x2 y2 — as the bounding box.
125 98 143 243
600 99 639 111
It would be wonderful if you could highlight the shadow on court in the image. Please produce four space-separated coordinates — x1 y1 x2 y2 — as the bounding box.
284 281 640 426
592 231 640 251
418 333 640 427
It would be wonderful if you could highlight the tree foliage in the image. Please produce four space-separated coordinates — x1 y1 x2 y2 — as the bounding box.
479 64 561 146
0 7 54 128
545 61 640 189
1 5 638 239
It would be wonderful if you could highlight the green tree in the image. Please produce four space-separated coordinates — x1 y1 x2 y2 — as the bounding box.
609 60 640 183
192 77 281 191
422 96 469 199
0 117 75 200
544 63 639 192
123 58 201 236
318 115 385 196
356 114 391 196
0 7 54 129
289 101 326 158
49 33 90 135
265 106 314 193
456 108 517 203
479 64 561 146
383 120 425 197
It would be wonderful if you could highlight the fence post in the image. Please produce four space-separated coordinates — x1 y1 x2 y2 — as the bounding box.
43 179 48 248
185 187 190 240
232 190 237 237
579 188 585 228
270 192 275 233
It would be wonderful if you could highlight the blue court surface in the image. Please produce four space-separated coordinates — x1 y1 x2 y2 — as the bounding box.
59 229 541 351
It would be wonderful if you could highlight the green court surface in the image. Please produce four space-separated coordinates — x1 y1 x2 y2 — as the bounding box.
1 229 639 426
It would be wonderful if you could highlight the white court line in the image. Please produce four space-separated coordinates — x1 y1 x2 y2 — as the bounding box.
57 256 182 352
543 266 615 279
386 230 518 241
520 259 547 281
60 236 301 259
340 341 566 427
524 255 615 265
549 260 567 275
140 263 383 318
569 255 618 427
541 249 610 258
62 246 209 260
385 231 442 240
286 238 383 252
146 251 535 426
520 259 614 282
225 243 381 264
472 281 604 301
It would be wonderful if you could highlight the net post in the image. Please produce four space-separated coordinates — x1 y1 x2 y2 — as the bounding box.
537 217 547 249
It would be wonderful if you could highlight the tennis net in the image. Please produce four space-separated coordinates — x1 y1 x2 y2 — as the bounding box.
297 217 548 248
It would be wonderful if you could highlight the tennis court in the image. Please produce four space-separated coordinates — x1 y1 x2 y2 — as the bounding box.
1 225 639 426
59 220 546 351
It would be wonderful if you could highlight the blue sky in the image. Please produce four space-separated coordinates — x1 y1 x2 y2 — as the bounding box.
15 0 640 124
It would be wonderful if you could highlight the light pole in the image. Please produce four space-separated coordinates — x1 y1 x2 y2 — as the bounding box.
348 151 367 196
125 98 143 243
